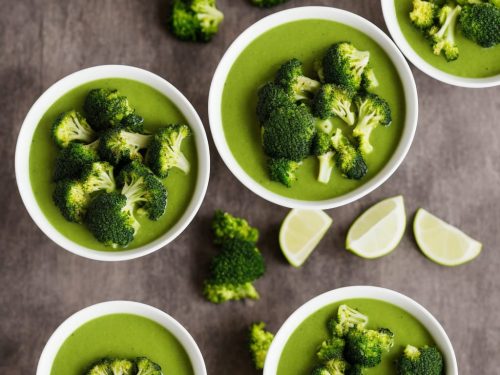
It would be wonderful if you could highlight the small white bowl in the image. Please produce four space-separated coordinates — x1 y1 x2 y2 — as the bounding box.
36 301 207 375
209 6 418 210
381 0 500 88
15 65 210 261
264 286 458 375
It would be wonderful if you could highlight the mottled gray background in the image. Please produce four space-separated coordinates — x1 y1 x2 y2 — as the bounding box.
0 0 499 374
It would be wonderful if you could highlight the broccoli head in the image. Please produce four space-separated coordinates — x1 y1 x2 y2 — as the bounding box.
313 84 356 125
330 129 367 180
312 131 335 184
146 124 191 178
459 3 500 47
360 68 379 91
353 93 392 155
256 82 295 124
212 210 259 244
429 4 461 61
275 59 321 100
170 0 223 42
250 0 290 7
346 364 364 375
204 282 259 303
322 42 370 91
87 359 113 375
316 336 345 362
110 359 135 375
249 322 275 370
344 328 394 368
324 358 349 375
268 158 301 187
409 0 438 29
311 367 331 375
52 110 97 148
53 179 90 223
330 304 369 337
396 345 444 375
53 140 99 181
120 113 145 133
99 128 152 165
81 162 116 194
262 104 316 161
135 357 162 375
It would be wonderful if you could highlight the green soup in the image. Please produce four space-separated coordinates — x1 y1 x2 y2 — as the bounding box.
278 298 439 375
221 20 406 201
51 313 194 375
29 78 198 251
395 0 500 78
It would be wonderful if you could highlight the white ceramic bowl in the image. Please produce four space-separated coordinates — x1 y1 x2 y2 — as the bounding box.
15 65 210 261
209 6 418 209
36 301 207 375
264 286 458 374
381 0 500 88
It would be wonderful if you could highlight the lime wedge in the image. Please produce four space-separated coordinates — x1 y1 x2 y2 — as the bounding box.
414 208 482 266
346 196 406 259
279 209 333 267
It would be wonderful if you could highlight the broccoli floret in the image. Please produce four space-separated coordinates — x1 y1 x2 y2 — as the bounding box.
120 113 145 133
99 128 152 165
314 58 326 83
84 89 139 131
352 93 392 155
135 357 162 375
87 359 113 375
275 59 321 100
250 0 290 7
330 129 367 180
170 0 223 42
256 82 294 124
346 364 364 375
409 0 438 29
360 68 379 91
52 110 97 148
311 367 332 375
317 336 345 362
313 84 356 125
203 282 259 303
459 3 500 47
268 158 301 187
110 359 135 375
322 42 370 91
249 322 275 370
262 104 316 161
53 140 99 181
344 328 394 368
212 210 259 244
53 180 90 223
429 4 461 61
396 345 444 375
146 124 191 178
324 358 349 375
331 304 369 337
312 131 335 184
81 162 116 194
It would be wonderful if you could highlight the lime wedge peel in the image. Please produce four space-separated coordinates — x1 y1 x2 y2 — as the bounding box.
346 196 406 259
279 209 333 267
413 208 482 267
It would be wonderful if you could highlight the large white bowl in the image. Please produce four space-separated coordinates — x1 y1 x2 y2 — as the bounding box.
36 301 207 375
381 0 500 88
209 6 418 210
15 65 210 261
264 286 458 374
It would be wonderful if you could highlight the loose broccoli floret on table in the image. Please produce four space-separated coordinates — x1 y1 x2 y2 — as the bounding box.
344 328 394 368
87 359 113 375
110 359 135 375
459 3 500 47
322 42 370 91
316 336 345 362
360 68 379 91
53 140 99 181
396 345 444 375
135 357 162 375
53 180 89 223
52 110 97 148
170 0 223 42
99 128 152 165
275 59 321 101
256 82 295 124
428 4 461 61
409 0 438 29
250 0 290 7
212 210 259 244
249 322 275 370
312 131 335 184
330 129 367 180
352 93 392 155
203 282 259 303
268 158 301 187
146 124 191 178
313 83 356 125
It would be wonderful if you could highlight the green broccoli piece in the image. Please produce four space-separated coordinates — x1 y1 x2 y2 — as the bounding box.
322 42 370 91
346 364 364 375
275 59 321 100
99 128 152 165
316 336 345 362
459 3 500 47
429 4 461 61
87 359 113 375
120 113 145 133
344 328 394 368
110 359 135 375
352 93 392 155
489 0 500 7
53 140 99 181
51 110 97 149
81 162 116 195
250 0 290 7
312 131 335 184
249 322 275 370
262 104 316 161
146 124 191 178
256 82 295 124
135 357 162 375
332 304 369 337
212 210 259 244
313 84 356 125
203 282 259 303
169 0 223 42
324 358 349 374
52 180 90 223
409 0 438 29
311 367 332 375
330 129 367 180
396 345 444 375
268 158 301 187
360 68 379 91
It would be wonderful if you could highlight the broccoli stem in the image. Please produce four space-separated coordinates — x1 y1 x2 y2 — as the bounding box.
176 151 191 174
316 118 334 134
124 132 152 149
194 4 224 28
295 76 321 99
317 151 335 184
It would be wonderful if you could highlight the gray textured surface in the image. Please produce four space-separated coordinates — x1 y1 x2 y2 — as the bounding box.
0 0 499 374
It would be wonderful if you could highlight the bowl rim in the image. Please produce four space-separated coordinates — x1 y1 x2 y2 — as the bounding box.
15 65 210 261
36 300 207 375
208 6 418 209
263 286 458 375
381 0 500 88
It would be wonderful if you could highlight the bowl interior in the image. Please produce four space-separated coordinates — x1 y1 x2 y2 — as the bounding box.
15 65 210 261
263 286 457 375
209 6 417 209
